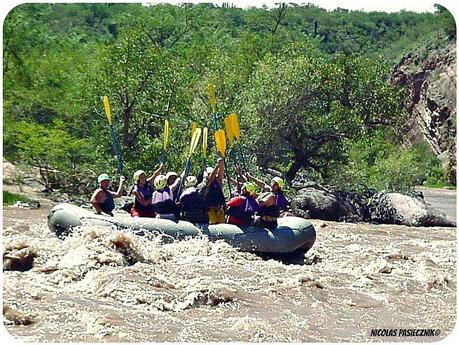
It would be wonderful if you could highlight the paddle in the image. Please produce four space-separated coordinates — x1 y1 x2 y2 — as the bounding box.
191 121 197 138
207 83 234 198
202 127 208 159
175 127 202 201
224 113 239 167
228 113 247 171
225 113 244 193
214 129 232 197
102 96 123 174
161 119 169 163
224 116 234 147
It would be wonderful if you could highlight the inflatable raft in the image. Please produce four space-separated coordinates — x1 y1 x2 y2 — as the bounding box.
47 203 316 254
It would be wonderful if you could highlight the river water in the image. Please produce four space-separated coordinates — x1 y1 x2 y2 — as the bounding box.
2 203 456 342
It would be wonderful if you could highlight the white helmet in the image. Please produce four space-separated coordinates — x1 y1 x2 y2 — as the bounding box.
154 174 167 189
272 177 285 189
97 173 110 183
166 171 178 180
133 170 146 182
185 175 197 188
205 167 214 175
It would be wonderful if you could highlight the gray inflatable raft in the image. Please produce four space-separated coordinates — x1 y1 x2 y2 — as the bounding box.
47 203 316 254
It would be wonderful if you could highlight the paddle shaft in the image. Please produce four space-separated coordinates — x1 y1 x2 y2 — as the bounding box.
218 154 232 199
174 127 201 202
174 158 191 202
109 125 123 175
236 142 247 171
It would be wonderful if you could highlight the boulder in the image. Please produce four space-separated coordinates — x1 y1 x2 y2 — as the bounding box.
368 192 455 227
3 160 18 185
116 196 134 213
291 186 369 222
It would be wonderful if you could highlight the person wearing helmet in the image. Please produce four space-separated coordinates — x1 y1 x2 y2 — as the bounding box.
246 174 289 229
165 171 182 202
204 158 226 224
130 164 163 217
91 173 125 216
258 176 289 228
151 174 178 220
178 175 208 223
226 182 260 227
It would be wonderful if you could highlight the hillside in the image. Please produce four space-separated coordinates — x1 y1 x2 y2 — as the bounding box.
392 40 456 184
2 3 456 196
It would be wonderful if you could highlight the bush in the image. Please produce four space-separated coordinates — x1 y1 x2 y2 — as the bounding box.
3 191 33 205
5 120 94 193
329 138 446 193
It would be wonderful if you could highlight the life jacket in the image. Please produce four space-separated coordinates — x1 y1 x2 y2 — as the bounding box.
205 180 225 208
258 191 288 218
134 181 154 211
180 187 208 223
99 189 115 213
227 196 260 225
151 186 178 214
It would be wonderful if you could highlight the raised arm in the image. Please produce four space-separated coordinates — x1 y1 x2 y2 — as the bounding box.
147 163 164 182
228 176 239 186
196 170 209 194
111 176 126 198
170 173 182 192
206 162 220 186
235 165 248 183
246 172 269 191
216 158 224 182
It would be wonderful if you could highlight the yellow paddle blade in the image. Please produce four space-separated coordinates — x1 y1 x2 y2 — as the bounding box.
202 127 208 158
163 119 169 150
208 83 217 113
102 96 112 125
224 115 234 146
191 121 197 138
214 129 226 157
189 127 202 156
228 113 240 141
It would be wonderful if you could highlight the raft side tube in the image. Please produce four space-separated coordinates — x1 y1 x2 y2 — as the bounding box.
47 203 316 254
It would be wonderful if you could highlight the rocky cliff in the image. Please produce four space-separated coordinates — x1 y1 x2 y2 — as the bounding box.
391 40 456 184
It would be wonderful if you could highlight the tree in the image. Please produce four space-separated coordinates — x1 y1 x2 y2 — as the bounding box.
241 46 407 181
5 120 93 192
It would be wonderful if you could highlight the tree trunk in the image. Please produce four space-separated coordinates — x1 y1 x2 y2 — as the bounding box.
286 147 307 182
286 159 302 182
122 107 132 147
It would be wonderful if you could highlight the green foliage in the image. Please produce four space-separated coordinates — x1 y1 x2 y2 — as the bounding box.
3 191 33 205
4 120 93 192
330 138 447 193
3 3 453 197
241 48 406 180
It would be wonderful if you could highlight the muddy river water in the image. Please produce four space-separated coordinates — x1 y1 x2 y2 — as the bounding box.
2 198 456 342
